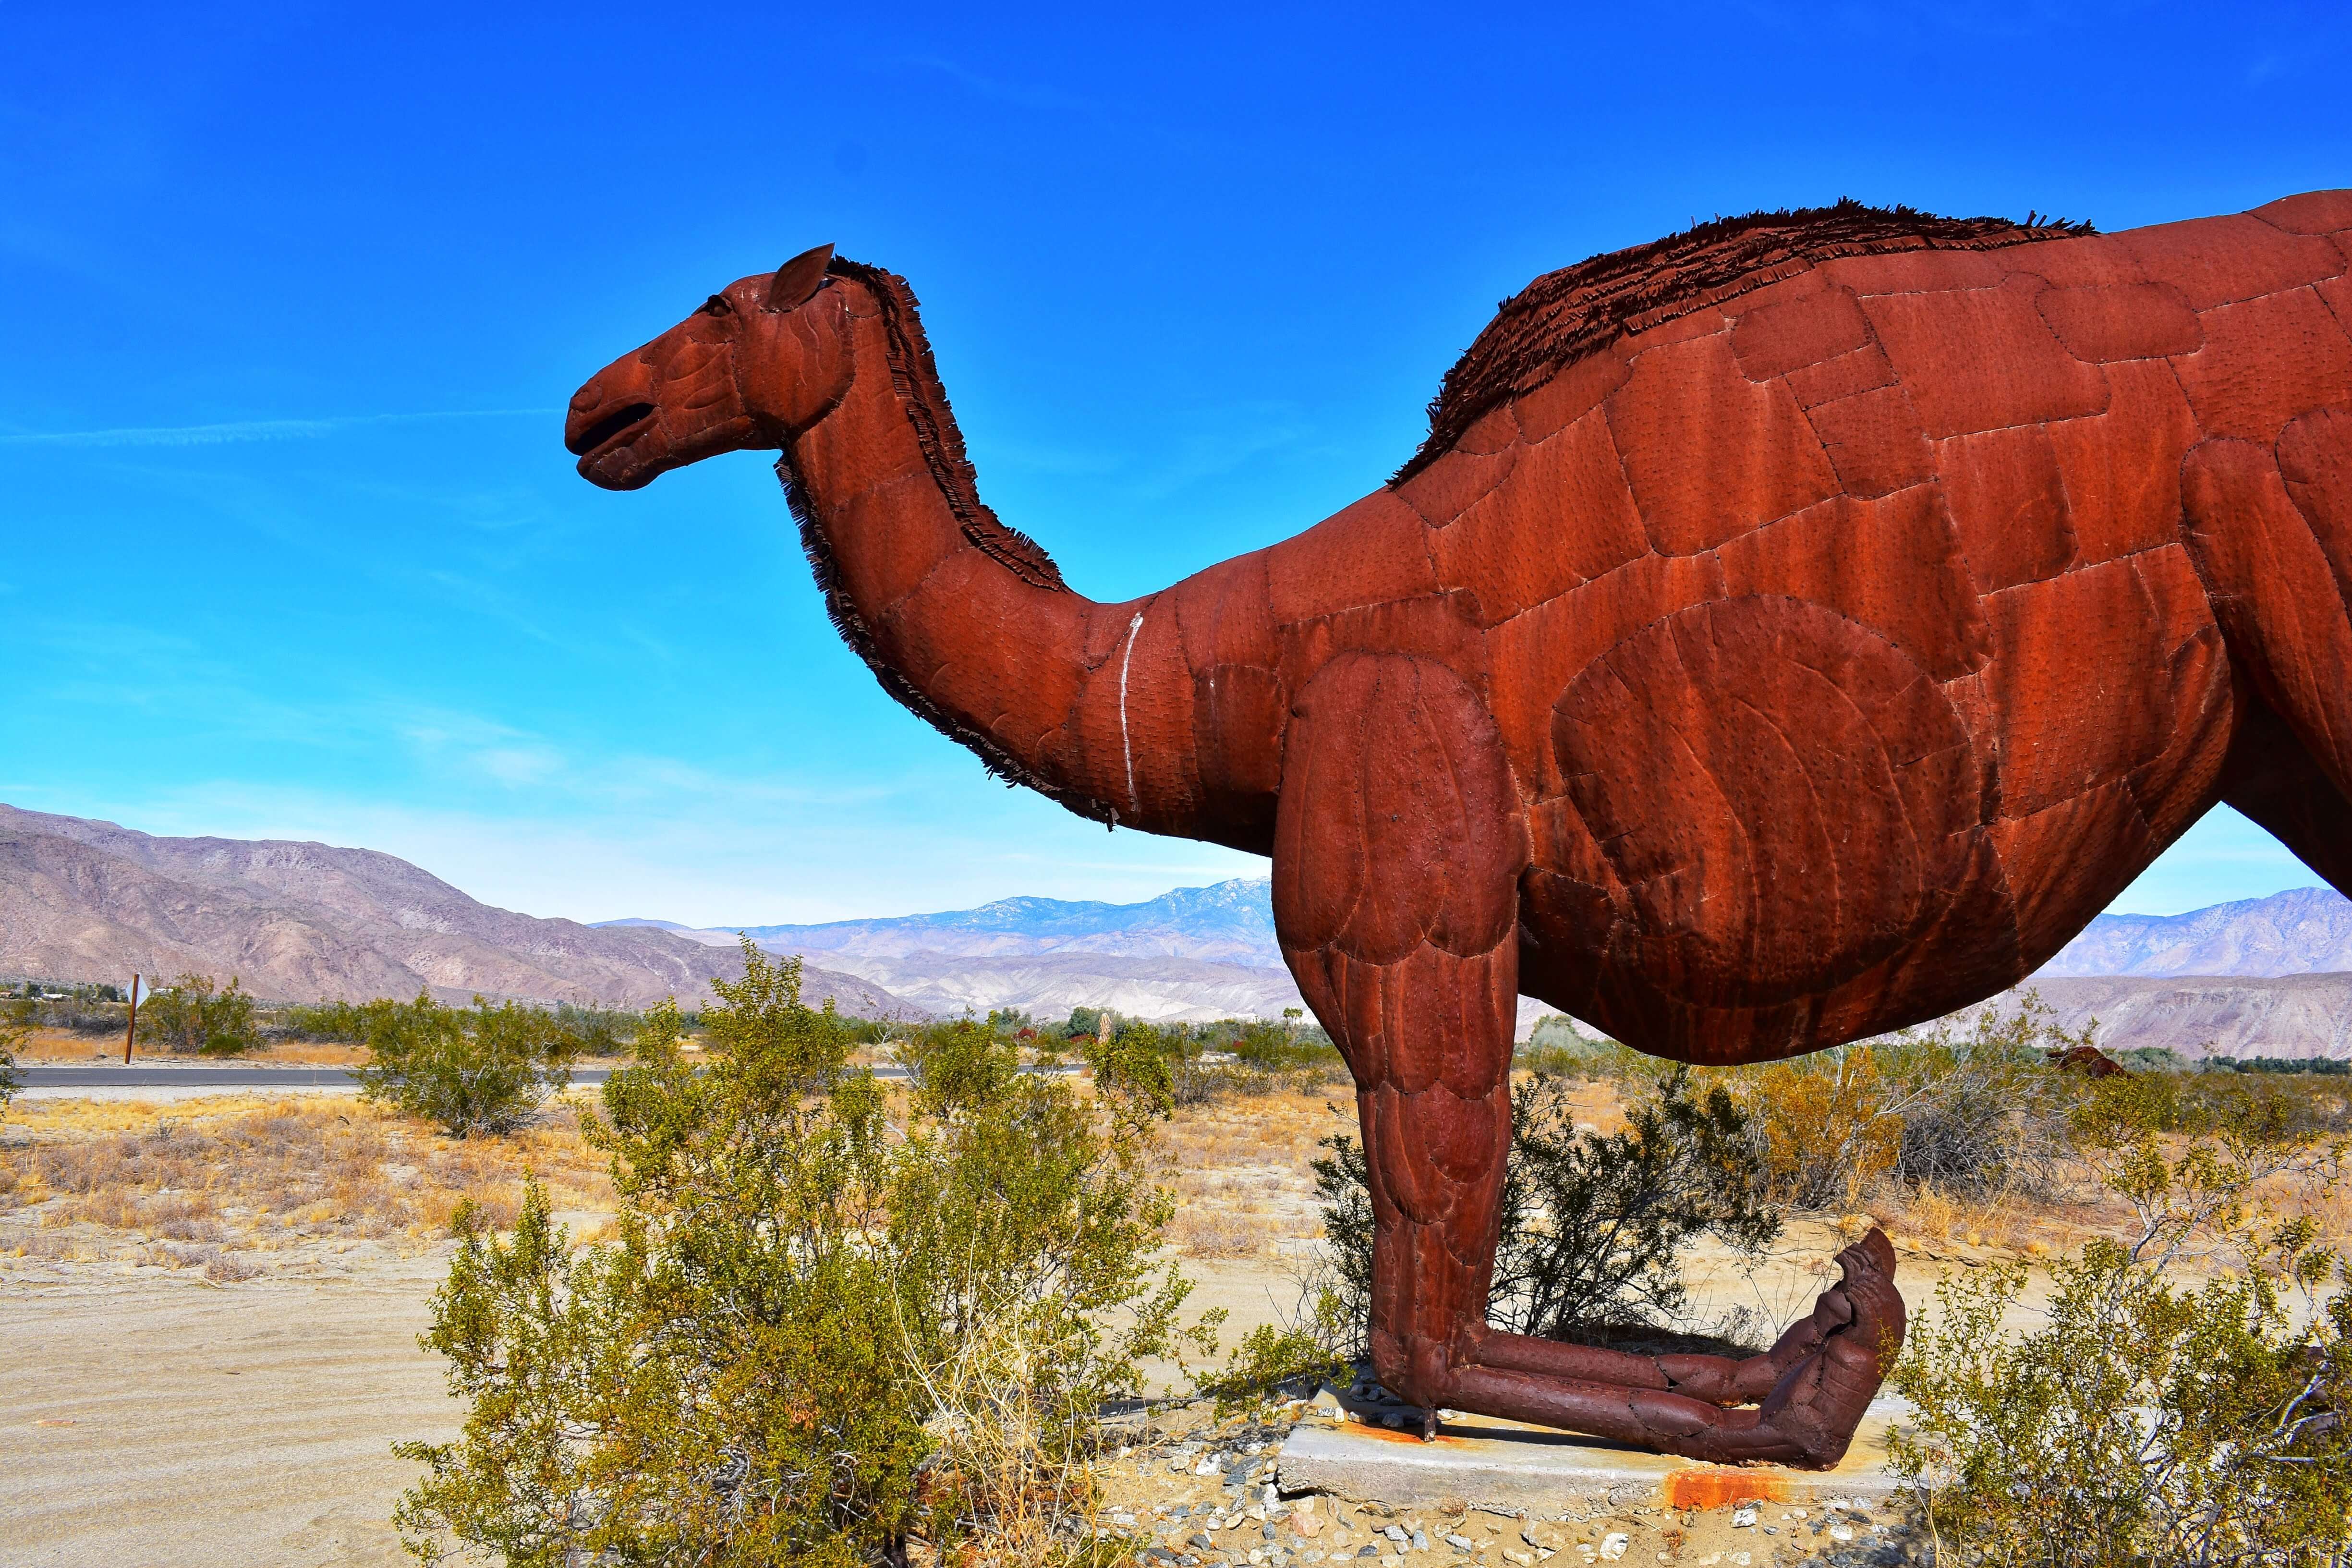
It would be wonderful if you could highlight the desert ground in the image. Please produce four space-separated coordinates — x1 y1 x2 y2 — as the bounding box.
0 1076 1355 1566
0 1045 2219 1567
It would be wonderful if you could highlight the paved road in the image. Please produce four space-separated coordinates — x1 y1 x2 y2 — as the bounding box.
9 1061 1052 1089
16 1065 620 1089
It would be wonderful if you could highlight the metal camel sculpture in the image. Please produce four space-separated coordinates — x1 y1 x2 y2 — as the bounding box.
568 191 2352 1468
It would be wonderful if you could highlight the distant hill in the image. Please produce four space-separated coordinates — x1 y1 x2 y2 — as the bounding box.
726 878 1282 964
0 804 918 1018
17 797 2346 1050
803 949 1308 1024
599 879 1297 1024
1964 972 2352 1062
621 880 2352 1047
2036 887 2352 977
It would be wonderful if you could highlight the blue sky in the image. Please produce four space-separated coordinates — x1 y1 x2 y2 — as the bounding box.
3 2 2345 925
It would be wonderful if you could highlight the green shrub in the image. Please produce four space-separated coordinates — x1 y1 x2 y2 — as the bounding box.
1080 1014 1342 1111
2233 1055 2352 1077
0 997 25 1114
1493 1068 1779 1339
1223 1015 1340 1076
352 992 579 1137
1316 1068 1781 1349
13 982 129 1034
546 1003 640 1056
394 943 1200 1568
1078 1019 1222 1109
1310 1120 1376 1343
281 999 368 1041
2108 1046 2194 1074
139 972 260 1056
284 997 644 1054
1892 1076 2352 1566
1516 1016 1649 1078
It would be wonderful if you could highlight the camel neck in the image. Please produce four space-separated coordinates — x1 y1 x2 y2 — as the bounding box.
781 289 1152 828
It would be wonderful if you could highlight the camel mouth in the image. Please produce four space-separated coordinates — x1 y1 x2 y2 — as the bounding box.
568 401 657 459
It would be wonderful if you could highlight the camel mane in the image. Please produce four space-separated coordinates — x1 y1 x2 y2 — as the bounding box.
1394 198 2094 484
781 257 1096 821
819 258 1068 592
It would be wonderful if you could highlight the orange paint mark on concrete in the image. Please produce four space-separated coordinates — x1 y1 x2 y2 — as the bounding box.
1348 1422 1471 1449
1663 1469 1788 1510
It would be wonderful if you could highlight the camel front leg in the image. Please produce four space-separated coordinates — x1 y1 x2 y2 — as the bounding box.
1273 652 1904 1468
1273 652 1526 1418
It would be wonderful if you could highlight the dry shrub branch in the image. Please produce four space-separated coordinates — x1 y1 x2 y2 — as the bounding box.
1312 1066 1782 1364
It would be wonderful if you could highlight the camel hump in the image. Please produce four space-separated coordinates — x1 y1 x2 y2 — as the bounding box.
1395 199 2091 485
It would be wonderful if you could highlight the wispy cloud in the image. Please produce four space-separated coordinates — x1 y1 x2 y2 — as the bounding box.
909 57 1100 114
0 407 553 449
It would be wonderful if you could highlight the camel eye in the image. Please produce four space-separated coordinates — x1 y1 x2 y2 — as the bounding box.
701 293 735 317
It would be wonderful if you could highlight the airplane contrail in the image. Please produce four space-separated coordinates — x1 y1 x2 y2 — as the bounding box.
0 408 555 449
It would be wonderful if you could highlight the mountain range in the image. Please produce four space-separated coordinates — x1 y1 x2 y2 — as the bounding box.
613 878 2352 1047
1961 972 2352 1062
617 879 2352 984
0 804 913 1017
8 801 2352 1055
603 879 1300 1024
2035 887 2352 977
606 879 1282 963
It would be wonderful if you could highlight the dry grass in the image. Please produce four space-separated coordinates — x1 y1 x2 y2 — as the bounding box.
18 1025 643 1067
0 1092 615 1281
1134 1064 2352 1287
18 1025 375 1065
913 1299 1122 1568
1152 1089 1347 1261
1874 1123 2352 1275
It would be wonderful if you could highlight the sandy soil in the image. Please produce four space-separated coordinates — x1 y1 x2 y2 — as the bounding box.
1 1260 460 1567
0 1086 1340 1564
0 1245 1918 1568
0 1252 1322 1566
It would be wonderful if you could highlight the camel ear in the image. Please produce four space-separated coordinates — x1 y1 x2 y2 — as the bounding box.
765 243 835 311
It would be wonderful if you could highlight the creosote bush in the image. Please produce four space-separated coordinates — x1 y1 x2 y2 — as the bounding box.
353 993 581 1138
140 972 261 1056
1316 1068 1780 1351
7 981 130 1035
394 942 1203 1568
1893 1070 2352 1567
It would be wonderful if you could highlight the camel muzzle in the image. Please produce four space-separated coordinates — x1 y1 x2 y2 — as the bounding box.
566 401 656 460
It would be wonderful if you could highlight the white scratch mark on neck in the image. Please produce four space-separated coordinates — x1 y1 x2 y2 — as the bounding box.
1118 609 1145 820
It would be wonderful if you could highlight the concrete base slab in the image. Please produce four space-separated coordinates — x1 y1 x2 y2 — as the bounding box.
1278 1399 1908 1513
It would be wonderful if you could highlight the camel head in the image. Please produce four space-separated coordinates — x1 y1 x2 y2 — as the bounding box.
566 243 847 490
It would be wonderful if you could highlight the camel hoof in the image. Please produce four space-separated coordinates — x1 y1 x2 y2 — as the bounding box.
1754 1227 1909 1468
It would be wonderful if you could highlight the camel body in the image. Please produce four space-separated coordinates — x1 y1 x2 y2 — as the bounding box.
568 192 2352 1466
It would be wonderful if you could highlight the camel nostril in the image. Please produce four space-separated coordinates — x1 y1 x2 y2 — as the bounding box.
568 402 656 457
